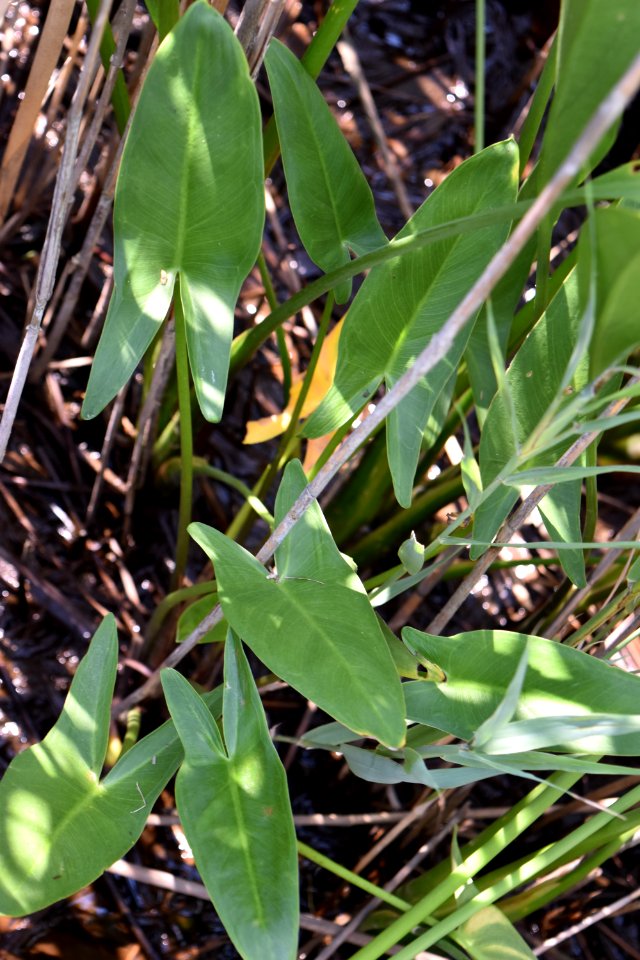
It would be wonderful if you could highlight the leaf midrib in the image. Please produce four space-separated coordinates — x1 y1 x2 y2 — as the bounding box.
175 36 205 270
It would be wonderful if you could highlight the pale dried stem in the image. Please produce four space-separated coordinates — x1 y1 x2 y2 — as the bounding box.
86 386 128 525
0 0 115 462
108 859 378 949
33 134 123 376
82 270 114 349
112 53 640 717
0 0 77 223
235 0 286 77
32 0 135 377
46 13 87 124
533 885 640 956
73 0 136 181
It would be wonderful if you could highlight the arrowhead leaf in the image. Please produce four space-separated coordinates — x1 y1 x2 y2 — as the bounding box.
189 519 406 748
0 616 222 916
161 634 299 960
83 2 264 422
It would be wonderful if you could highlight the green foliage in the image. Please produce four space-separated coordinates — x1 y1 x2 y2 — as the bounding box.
161 633 298 960
305 139 519 505
143 0 179 40
265 39 387 303
536 0 640 182
582 207 640 377
0 617 221 916
177 592 226 644
4 0 640 955
472 269 588 582
403 628 640 755
83 1 264 422
447 905 538 959
189 462 406 748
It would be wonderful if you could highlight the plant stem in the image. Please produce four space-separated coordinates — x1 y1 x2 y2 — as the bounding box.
172 283 193 589
257 250 291 404
297 841 415 915
145 580 217 645
162 456 275 529
474 0 485 153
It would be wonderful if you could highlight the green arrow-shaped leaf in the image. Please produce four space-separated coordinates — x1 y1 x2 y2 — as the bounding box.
0 615 222 915
189 521 406 748
161 633 299 960
83 1 264 422
403 627 640 756
305 139 519 506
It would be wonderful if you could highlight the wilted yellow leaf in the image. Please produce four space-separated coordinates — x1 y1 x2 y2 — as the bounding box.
244 319 343 444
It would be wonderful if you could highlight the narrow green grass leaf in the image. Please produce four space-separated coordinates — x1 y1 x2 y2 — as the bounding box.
416 745 640 779
482 753 640 778
189 522 406 748
403 628 640 755
83 2 264 422
304 140 518 506
162 634 298 960
0 616 208 916
265 39 387 303
481 714 640 755
507 464 640 485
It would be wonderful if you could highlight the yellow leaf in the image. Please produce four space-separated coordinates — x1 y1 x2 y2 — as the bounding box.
244 319 343 444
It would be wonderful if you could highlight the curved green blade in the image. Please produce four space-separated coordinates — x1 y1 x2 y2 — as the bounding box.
162 634 299 960
265 39 387 303
304 139 519 506
83 1 264 422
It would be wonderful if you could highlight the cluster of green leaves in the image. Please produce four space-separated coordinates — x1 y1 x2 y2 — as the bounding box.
2 1 640 958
